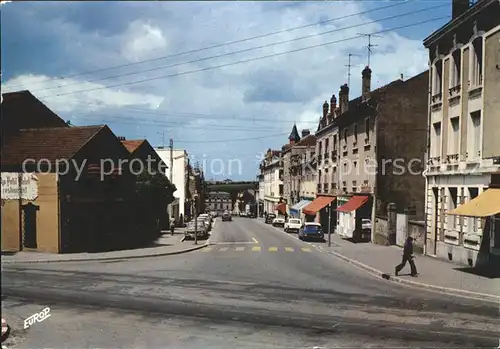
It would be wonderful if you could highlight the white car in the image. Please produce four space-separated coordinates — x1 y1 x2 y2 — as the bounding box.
272 216 286 227
284 218 302 233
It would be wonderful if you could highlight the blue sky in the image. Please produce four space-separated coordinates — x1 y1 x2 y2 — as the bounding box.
1 1 451 180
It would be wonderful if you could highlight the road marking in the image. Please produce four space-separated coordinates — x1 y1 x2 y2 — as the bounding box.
285 247 294 252
252 246 261 252
202 247 213 252
210 241 256 245
219 247 229 251
268 247 278 252
234 247 245 252
301 247 312 252
252 237 259 244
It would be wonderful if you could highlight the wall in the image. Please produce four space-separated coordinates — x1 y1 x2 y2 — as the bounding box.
155 148 186 217
373 216 425 254
1 173 60 253
482 26 500 159
376 71 429 220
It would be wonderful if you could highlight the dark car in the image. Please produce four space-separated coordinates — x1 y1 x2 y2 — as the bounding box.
222 210 232 221
265 213 276 224
247 212 257 218
298 223 324 241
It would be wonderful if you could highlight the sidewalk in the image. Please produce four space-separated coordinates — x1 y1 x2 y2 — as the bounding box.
1 229 209 264
319 234 500 303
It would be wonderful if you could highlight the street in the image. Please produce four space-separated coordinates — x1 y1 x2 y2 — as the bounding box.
2 217 499 348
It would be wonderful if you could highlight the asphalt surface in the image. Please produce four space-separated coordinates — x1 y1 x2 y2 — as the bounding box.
2 217 499 348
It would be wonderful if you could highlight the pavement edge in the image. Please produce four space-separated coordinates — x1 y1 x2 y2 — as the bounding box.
1 243 209 265
324 248 500 304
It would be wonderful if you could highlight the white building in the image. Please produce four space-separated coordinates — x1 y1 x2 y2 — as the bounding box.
259 150 284 215
155 147 188 222
423 0 500 267
205 191 232 215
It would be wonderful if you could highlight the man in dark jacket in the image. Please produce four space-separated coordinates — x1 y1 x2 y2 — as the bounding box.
395 236 418 276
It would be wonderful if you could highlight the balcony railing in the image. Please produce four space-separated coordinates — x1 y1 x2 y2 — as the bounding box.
431 92 442 104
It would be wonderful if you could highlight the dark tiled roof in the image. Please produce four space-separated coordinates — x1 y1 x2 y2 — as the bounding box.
296 134 316 147
121 139 146 153
288 124 300 142
1 125 105 166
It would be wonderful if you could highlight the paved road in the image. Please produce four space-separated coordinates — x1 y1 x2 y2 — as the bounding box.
2 217 499 348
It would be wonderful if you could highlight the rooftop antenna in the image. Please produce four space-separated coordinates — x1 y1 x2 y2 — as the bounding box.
357 33 381 67
345 53 359 87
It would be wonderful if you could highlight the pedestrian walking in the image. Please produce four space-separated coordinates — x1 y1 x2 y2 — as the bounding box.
395 236 418 277
170 219 175 236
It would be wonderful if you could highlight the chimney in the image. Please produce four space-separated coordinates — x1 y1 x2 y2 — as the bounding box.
322 101 329 119
362 66 372 102
329 94 337 120
301 129 310 138
452 0 470 19
118 136 126 141
339 84 349 114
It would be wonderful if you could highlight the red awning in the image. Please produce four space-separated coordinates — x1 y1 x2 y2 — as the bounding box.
275 202 286 214
336 195 369 213
302 196 335 216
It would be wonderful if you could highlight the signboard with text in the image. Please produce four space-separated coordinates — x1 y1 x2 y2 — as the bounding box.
1 172 39 200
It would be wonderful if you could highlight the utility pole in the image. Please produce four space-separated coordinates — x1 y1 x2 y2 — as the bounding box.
168 138 174 222
357 33 381 67
193 191 198 245
328 203 332 247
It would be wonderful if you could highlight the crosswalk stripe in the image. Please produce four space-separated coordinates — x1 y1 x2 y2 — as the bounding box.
203 247 213 252
252 246 261 252
235 247 245 251
219 247 229 251
301 247 312 252
284 247 294 252
268 247 278 252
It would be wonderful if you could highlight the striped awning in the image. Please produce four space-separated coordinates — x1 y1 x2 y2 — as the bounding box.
290 200 311 213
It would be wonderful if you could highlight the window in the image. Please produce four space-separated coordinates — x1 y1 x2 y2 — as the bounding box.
354 124 358 143
432 122 442 158
470 37 483 87
344 128 348 143
324 138 329 153
449 117 460 155
333 134 337 150
450 50 461 88
468 111 481 160
468 188 479 233
318 170 322 184
432 59 443 95
365 118 370 141
448 187 458 229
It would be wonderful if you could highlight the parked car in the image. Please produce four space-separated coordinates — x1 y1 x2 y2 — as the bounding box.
210 211 218 218
284 218 302 233
222 210 232 221
272 216 285 227
247 212 257 218
185 220 208 239
240 211 247 217
298 223 324 241
265 213 276 224
198 214 212 230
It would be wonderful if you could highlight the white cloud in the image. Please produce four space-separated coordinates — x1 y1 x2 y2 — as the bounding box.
1 1 442 179
122 21 168 62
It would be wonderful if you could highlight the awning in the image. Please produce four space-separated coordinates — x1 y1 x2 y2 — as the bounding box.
290 200 311 212
447 188 500 217
336 195 369 213
302 196 335 216
275 202 286 214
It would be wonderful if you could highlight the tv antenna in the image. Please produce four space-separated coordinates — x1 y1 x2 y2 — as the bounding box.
157 131 165 148
345 53 359 87
357 33 381 67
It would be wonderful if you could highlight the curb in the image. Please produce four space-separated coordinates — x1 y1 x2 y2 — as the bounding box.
1 244 210 265
323 248 500 304
1 318 9 342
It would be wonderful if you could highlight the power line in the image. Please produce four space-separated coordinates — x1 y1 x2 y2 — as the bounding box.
23 4 446 94
174 132 289 143
3 1 412 91
39 16 450 99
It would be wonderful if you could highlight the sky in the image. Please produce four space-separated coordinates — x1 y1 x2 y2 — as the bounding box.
1 0 451 181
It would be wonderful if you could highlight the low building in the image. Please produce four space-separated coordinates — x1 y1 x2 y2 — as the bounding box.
1 125 134 253
154 147 188 223
423 0 500 267
205 191 232 215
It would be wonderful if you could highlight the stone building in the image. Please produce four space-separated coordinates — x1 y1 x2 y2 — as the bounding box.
282 124 301 211
205 191 232 215
423 0 500 267
259 149 284 215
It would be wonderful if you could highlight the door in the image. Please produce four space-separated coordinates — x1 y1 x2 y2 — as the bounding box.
22 203 39 249
396 213 408 247
432 187 439 255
